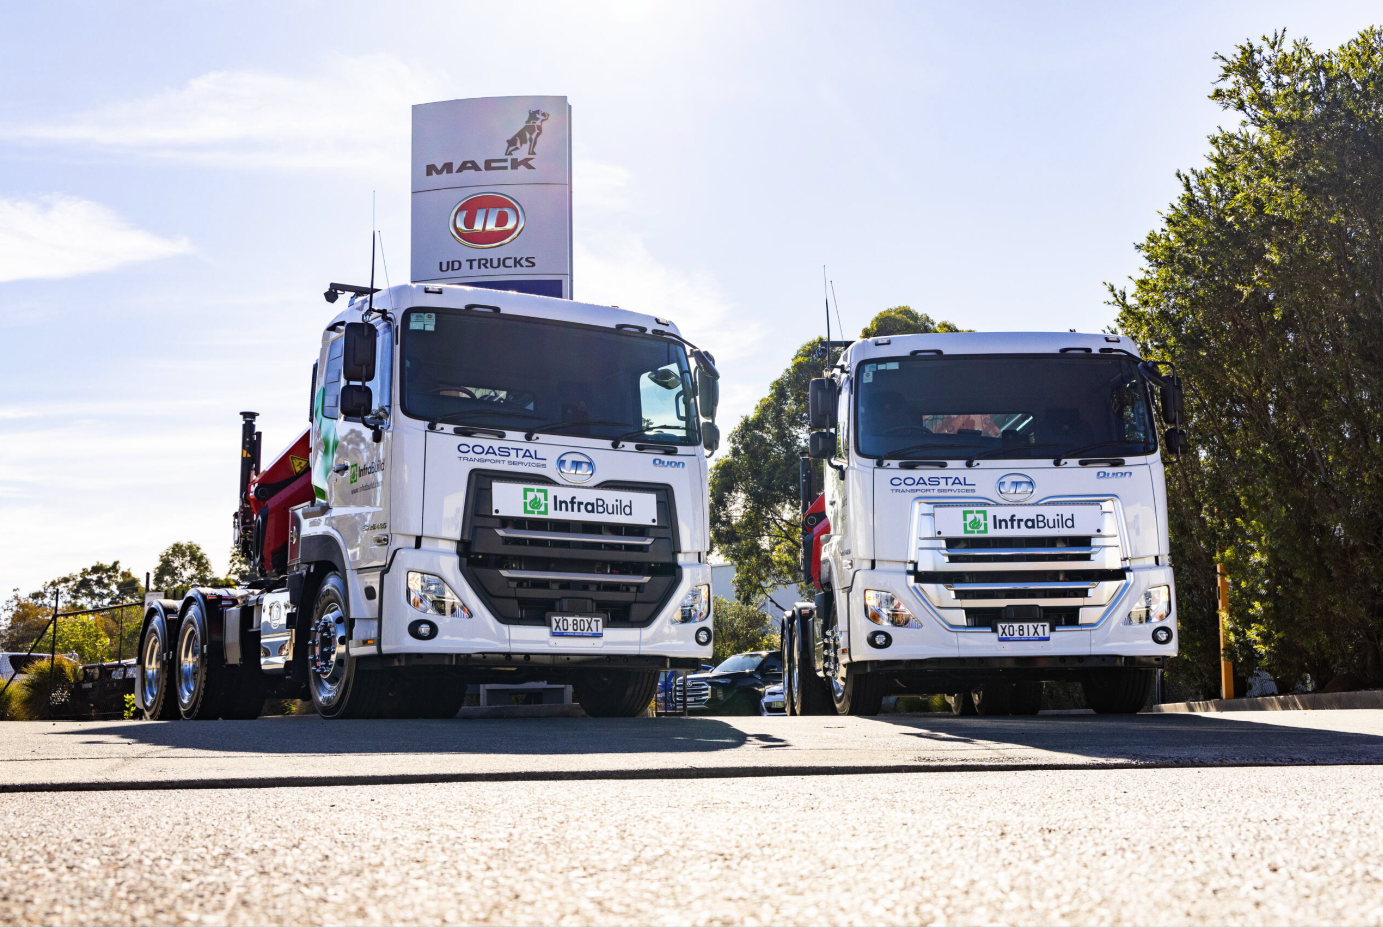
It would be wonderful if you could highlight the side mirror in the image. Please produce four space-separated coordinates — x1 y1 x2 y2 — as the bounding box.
339 384 373 420
697 371 719 420
1163 427 1188 456
691 349 719 381
342 322 377 383
808 430 836 460
701 421 720 454
1160 375 1184 425
808 378 836 430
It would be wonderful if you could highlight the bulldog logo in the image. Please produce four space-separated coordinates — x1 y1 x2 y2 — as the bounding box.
504 109 550 157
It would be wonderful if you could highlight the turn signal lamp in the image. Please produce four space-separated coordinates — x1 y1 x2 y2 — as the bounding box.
1126 585 1171 625
676 585 711 623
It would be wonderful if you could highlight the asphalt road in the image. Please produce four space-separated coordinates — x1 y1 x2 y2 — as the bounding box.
3 712 1383 925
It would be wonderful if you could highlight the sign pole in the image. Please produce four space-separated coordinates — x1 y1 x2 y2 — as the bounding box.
1217 564 1234 700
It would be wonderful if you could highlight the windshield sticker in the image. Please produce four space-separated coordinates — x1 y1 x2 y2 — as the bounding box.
863 370 873 382
456 441 548 470
410 312 436 331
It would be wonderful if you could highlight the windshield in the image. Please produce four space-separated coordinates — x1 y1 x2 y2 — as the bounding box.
855 354 1157 460
401 309 698 445
712 653 767 674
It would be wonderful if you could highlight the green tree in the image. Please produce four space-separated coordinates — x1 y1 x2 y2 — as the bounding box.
710 307 962 604
153 542 216 594
1111 28 1383 694
711 596 780 665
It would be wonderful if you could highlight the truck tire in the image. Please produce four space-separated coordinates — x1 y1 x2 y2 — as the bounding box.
307 572 386 719
791 611 834 716
1010 680 1042 716
832 665 883 716
971 683 1013 716
572 669 658 717
137 613 179 721
782 620 797 715
175 600 227 720
947 691 977 715
1082 668 1154 714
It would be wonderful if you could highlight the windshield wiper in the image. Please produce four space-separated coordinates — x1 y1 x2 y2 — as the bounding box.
522 419 631 441
1053 439 1151 466
610 425 687 449
962 442 1066 468
429 409 541 426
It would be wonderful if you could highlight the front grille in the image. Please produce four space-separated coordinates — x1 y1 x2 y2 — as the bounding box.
460 472 681 628
943 536 1094 564
964 607 1081 628
676 677 710 708
914 568 1126 601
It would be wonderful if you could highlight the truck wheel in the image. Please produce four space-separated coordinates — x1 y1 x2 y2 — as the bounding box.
782 621 797 716
947 691 977 715
572 669 658 717
971 683 1013 716
791 611 834 716
1010 680 1042 716
308 572 386 719
1082 668 1154 714
137 614 179 720
831 665 883 715
175 601 226 720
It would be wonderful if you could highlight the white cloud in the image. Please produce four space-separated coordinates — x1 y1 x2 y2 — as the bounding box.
3 54 438 170
0 195 191 283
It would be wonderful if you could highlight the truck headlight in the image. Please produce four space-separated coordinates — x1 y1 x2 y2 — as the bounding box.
1127 585 1171 625
864 590 921 628
676 584 710 623
407 571 472 618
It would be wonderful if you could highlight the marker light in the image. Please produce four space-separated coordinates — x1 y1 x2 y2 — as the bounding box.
864 590 922 628
676 584 711 623
1126 585 1171 625
406 571 472 618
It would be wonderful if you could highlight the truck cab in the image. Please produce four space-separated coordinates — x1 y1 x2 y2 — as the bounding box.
136 283 718 721
786 331 1185 716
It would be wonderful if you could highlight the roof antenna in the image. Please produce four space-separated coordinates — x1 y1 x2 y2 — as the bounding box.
830 280 845 341
822 265 831 345
368 191 376 316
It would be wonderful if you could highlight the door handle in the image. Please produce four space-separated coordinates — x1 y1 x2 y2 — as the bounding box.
332 463 349 474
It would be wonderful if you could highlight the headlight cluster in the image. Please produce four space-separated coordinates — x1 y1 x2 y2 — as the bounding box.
1126 585 1171 625
676 584 711 623
406 571 472 618
864 590 921 628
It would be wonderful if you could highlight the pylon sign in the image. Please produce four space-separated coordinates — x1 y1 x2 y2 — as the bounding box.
411 96 571 299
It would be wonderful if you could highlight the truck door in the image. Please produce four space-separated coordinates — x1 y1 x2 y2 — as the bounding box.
318 320 393 568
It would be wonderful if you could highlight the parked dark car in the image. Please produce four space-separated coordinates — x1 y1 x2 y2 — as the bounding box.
685 651 784 715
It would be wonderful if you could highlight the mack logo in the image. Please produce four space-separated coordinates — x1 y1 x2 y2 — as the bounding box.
450 192 525 249
424 109 550 178
996 473 1035 502
523 487 549 515
556 452 595 484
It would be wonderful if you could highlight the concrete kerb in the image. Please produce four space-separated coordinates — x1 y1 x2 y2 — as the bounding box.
1150 689 1383 713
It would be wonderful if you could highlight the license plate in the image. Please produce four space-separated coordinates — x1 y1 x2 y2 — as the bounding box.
997 621 1050 641
549 614 604 637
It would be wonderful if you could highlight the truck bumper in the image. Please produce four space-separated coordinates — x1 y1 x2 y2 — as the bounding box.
843 564 1178 665
370 547 712 664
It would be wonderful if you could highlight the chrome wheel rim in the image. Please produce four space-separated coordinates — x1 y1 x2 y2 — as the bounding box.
140 627 162 708
176 621 201 709
309 605 348 703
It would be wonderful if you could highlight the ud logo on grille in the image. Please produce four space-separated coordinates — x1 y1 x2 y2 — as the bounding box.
522 487 549 515
996 473 1035 502
450 192 526 248
556 451 595 484
962 510 989 534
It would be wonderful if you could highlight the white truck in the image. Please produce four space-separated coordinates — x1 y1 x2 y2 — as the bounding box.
135 282 720 720
786 331 1186 716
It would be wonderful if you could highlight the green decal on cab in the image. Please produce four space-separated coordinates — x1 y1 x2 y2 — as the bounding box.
523 487 549 516
962 509 989 535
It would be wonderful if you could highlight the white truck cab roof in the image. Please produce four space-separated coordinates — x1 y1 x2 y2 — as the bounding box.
839 331 1140 368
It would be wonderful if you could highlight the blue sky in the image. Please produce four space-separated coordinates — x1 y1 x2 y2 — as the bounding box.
0 1 1377 596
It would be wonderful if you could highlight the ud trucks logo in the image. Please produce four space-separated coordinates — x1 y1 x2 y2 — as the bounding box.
523 487 549 515
450 192 525 248
962 509 989 535
996 473 1035 502
505 109 549 156
556 452 595 484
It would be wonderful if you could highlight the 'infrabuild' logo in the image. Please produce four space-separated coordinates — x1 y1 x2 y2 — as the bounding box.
553 493 635 517
991 512 1078 531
